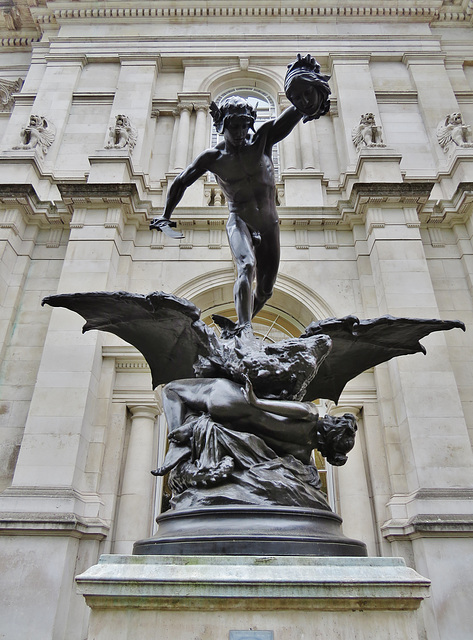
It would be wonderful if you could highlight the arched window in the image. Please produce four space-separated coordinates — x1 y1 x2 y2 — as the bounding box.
210 87 280 178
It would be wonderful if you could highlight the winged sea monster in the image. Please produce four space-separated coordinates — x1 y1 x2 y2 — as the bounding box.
43 56 464 521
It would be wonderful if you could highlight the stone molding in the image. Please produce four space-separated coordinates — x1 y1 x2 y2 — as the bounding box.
339 181 435 223
0 486 110 539
382 514 473 541
0 182 69 227
76 555 430 612
30 2 466 25
0 511 109 539
382 488 473 540
2 178 470 237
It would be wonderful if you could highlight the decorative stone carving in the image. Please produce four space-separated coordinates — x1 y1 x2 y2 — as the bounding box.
12 115 55 157
2 6 21 31
352 113 385 152
437 112 473 153
0 77 23 112
105 114 138 152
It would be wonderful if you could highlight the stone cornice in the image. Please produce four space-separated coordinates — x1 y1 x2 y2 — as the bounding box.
3 1 471 47
382 514 473 540
0 512 109 539
31 1 465 26
0 182 69 227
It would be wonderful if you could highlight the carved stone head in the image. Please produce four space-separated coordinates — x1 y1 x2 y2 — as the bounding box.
361 113 376 126
446 112 463 126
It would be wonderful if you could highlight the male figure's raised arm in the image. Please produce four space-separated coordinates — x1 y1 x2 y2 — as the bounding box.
150 149 217 237
259 106 304 148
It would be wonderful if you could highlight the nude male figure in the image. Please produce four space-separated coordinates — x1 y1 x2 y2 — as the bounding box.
150 55 330 335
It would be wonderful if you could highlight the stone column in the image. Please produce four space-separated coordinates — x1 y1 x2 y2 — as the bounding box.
300 122 317 170
353 197 473 639
0 208 30 361
278 96 298 170
113 404 159 554
0 206 126 640
192 103 209 158
329 405 377 555
0 208 40 491
174 102 193 171
7 207 126 494
167 109 180 172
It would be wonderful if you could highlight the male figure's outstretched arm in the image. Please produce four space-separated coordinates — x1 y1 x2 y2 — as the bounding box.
256 105 304 149
150 148 218 236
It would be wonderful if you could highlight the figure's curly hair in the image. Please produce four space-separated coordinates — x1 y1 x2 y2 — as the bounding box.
210 97 257 134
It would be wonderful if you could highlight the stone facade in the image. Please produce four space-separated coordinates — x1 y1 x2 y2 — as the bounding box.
0 1 472 639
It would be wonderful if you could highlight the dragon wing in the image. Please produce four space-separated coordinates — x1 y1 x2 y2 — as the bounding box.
42 291 219 389
301 314 465 403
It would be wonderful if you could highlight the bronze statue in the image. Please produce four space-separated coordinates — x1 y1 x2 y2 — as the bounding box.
42 290 464 512
150 54 330 336
41 56 465 555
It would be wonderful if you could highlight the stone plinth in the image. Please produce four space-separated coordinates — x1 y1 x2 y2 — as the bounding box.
76 555 430 640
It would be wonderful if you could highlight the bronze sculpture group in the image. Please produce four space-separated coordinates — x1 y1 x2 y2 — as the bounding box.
43 55 464 555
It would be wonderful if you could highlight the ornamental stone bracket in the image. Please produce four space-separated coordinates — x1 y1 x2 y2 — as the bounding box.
337 181 435 226
57 182 153 225
434 181 473 225
382 514 473 541
0 183 69 228
0 486 110 540
0 76 23 112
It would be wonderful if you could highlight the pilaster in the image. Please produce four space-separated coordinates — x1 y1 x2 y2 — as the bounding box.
4 206 126 501
329 55 379 169
112 404 160 554
107 59 158 169
363 204 473 493
402 53 460 162
328 404 377 556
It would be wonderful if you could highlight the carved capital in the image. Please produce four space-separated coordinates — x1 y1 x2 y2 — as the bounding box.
193 102 209 114
128 404 159 421
176 102 193 115
327 402 362 420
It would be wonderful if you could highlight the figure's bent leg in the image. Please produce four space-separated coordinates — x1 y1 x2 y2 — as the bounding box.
253 225 280 317
153 379 218 476
226 214 256 327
